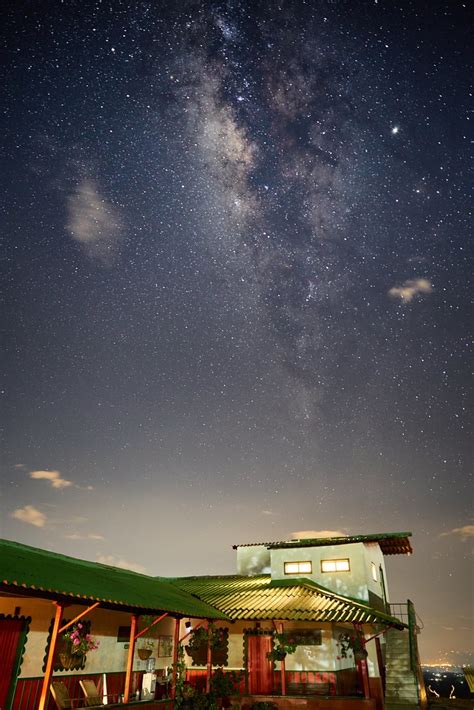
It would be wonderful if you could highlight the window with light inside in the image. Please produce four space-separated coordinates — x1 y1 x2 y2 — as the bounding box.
320 558 350 573
284 560 312 575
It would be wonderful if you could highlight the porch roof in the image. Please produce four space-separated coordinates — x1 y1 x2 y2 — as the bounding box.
232 532 413 556
171 574 406 627
0 539 226 619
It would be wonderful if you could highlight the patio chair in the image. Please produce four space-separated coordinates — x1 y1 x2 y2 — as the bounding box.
50 681 84 710
79 679 103 706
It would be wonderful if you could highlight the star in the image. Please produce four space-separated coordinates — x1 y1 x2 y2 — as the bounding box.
391 126 400 135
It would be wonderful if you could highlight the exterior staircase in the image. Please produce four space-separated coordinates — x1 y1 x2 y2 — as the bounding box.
384 627 420 710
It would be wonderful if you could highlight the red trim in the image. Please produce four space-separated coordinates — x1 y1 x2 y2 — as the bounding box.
12 672 144 710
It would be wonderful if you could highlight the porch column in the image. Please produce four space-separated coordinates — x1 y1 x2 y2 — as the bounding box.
375 637 385 693
357 657 370 699
171 617 180 699
124 613 138 703
205 621 212 693
38 602 64 710
279 623 286 696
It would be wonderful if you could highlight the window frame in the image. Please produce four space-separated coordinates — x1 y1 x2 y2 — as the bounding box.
320 558 351 573
283 560 313 575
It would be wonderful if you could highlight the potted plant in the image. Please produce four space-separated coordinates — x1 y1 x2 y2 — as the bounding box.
180 683 197 710
338 631 368 661
210 668 243 708
137 638 154 660
266 632 297 662
60 622 99 669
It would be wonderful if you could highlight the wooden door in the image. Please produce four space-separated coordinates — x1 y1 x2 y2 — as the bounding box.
247 634 274 695
0 618 25 710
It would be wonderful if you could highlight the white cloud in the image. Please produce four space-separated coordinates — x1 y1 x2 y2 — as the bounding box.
388 278 433 302
29 470 73 489
65 533 105 540
440 525 474 541
96 554 146 574
67 179 124 265
291 529 346 540
11 505 47 528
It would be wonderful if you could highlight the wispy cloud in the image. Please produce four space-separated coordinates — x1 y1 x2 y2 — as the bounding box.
67 179 124 266
388 278 433 302
440 525 474 541
29 470 73 489
96 554 145 574
11 505 47 528
65 533 105 541
291 529 346 539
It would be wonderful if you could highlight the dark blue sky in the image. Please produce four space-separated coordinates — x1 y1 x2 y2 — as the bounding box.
1 0 472 664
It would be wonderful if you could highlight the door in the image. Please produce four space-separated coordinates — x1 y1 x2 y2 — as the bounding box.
0 617 26 710
247 634 274 695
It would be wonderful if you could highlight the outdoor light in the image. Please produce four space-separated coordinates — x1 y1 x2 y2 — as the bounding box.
185 620 192 629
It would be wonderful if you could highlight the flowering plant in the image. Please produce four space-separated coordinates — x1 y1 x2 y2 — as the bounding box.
62 622 99 656
338 631 367 659
187 624 227 652
267 632 298 662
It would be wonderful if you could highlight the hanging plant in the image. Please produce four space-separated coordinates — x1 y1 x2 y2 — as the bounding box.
266 632 297 662
62 622 99 656
186 624 228 666
338 631 367 659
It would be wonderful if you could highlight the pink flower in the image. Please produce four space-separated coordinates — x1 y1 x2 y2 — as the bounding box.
73 638 81 646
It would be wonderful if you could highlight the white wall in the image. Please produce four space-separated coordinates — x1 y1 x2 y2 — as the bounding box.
270 542 388 603
236 546 271 576
0 595 176 677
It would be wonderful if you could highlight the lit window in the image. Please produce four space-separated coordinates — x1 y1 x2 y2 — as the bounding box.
321 558 350 573
284 561 312 575
371 563 378 581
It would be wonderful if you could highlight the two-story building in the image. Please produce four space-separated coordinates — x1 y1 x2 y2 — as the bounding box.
0 532 425 710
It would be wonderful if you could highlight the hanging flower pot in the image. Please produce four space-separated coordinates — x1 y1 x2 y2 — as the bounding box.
59 652 84 670
266 632 297 662
137 648 153 660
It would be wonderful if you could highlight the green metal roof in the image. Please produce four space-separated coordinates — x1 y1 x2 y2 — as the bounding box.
233 532 413 556
171 574 406 627
0 539 225 619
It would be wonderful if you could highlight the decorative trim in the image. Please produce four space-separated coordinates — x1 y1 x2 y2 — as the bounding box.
1 613 31 710
42 617 91 673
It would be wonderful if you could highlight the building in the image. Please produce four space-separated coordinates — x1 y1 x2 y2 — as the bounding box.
0 533 425 710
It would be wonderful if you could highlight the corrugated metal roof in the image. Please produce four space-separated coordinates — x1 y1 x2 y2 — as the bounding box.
232 532 413 556
172 575 406 627
0 539 225 619
463 667 474 692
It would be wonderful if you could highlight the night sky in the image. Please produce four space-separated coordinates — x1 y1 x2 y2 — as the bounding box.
1 1 472 665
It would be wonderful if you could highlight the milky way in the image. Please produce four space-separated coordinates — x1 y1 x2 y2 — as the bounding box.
1 1 471 664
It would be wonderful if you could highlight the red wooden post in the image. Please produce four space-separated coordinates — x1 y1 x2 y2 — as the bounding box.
171 617 180 699
205 621 212 693
124 613 138 702
38 602 64 710
279 623 286 696
357 657 371 699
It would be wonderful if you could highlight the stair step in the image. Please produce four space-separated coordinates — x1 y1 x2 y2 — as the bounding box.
386 694 419 703
385 703 419 710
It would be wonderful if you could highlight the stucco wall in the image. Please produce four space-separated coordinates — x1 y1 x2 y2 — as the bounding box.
236 546 271 575
270 542 388 604
182 620 381 678
0 596 175 678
